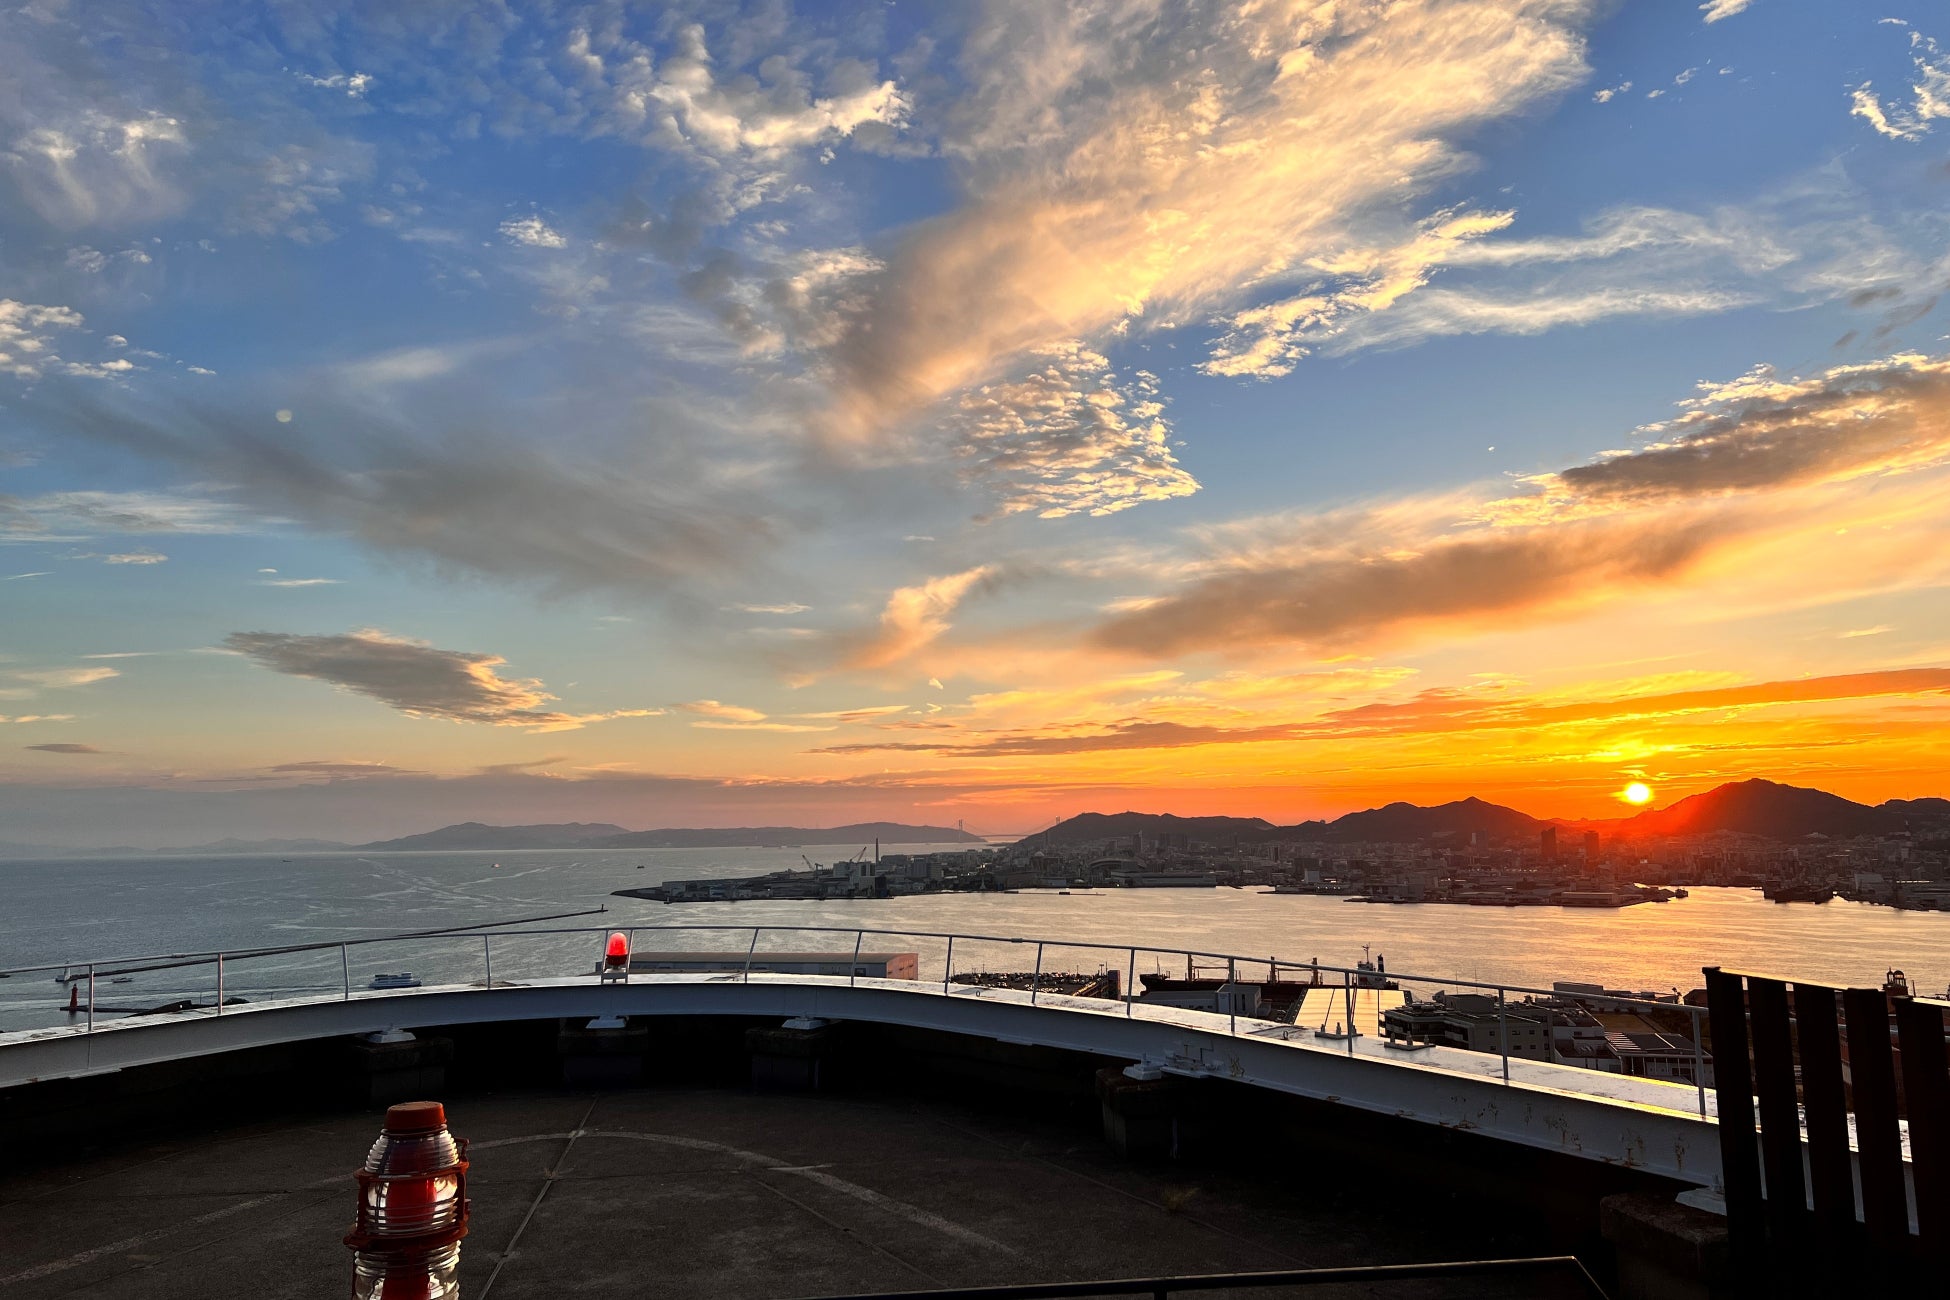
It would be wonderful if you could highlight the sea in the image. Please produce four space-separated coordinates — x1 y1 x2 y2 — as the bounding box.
3 846 1947 1033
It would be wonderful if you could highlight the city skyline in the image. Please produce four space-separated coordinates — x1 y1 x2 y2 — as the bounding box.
4 1 1949 845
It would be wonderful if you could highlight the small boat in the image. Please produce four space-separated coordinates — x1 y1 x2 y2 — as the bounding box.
110 976 132 984
368 973 423 990
491 862 501 869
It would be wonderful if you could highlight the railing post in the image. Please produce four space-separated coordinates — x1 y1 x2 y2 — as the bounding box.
86 964 94 1033
744 927 761 983
1127 948 1137 1018
216 953 225 1015
1228 957 1237 1035
1030 942 1044 1004
1691 1004 1707 1117
1344 970 1354 1056
483 934 493 988
1498 987 1509 1082
942 936 954 993
341 944 350 1000
850 931 864 987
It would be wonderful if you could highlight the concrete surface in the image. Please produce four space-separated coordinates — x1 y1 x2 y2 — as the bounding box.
0 1087 1597 1299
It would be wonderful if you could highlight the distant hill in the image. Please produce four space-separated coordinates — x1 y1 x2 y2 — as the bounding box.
1609 779 1903 840
1024 812 1282 848
358 822 632 851
1881 797 1950 823
596 822 983 849
1027 799 1544 848
168 837 354 855
350 820 983 852
1324 796 1546 843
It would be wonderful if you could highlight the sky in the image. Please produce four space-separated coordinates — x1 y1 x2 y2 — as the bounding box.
3 0 1949 847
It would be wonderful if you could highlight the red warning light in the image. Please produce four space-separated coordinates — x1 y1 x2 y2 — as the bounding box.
345 1101 469 1299
604 931 630 969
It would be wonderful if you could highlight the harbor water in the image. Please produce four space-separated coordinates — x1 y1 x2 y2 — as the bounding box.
2 847 1946 1032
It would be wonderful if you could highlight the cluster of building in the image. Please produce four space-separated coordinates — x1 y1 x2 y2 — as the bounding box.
618 813 1950 919
1379 983 1711 1085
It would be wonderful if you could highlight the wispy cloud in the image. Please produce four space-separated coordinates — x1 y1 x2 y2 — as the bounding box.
1085 350 1950 660
13 666 119 688
675 699 768 722
952 342 1198 516
815 0 1592 437
843 566 999 671
1699 0 1752 24
267 759 413 778
1851 30 1950 141
1483 353 1950 524
25 742 106 754
224 629 660 731
256 577 342 587
814 668 1950 758
499 215 567 249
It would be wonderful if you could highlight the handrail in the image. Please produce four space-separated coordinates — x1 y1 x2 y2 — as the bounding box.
785 1255 1611 1298
2 919 1711 1118
0 922 1708 1010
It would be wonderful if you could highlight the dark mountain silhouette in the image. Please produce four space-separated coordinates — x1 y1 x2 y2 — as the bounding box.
596 822 983 849
357 821 982 851
1024 812 1282 848
359 822 632 851
1323 796 1546 843
1607 779 1902 839
1028 799 1543 848
1881 796 1950 822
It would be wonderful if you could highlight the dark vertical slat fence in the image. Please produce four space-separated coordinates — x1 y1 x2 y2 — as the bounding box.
1703 966 1764 1270
1708 969 1949 1290
1896 999 1949 1241
1842 986 1908 1247
1747 976 1805 1247
1791 982 1854 1244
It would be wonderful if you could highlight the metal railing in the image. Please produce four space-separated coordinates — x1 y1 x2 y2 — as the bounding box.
0 922 1712 1116
786 1256 1611 1298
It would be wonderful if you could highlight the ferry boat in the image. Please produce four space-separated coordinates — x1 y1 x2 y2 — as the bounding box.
367 973 423 990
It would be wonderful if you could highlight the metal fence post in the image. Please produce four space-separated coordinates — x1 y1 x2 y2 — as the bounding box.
1691 1004 1707 1117
86 964 94 1033
1127 948 1137 1018
483 934 493 988
1498 987 1510 1083
743 927 761 983
1031 942 1044 1004
341 944 350 1000
216 953 225 1015
1228 957 1238 1035
850 931 864 986
942 936 954 993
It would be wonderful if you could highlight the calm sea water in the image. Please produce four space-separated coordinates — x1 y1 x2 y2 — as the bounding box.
2 847 1946 1031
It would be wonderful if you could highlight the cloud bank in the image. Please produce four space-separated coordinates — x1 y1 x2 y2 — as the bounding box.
224 629 657 731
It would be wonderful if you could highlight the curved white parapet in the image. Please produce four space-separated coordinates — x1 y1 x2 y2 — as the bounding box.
0 972 1724 1189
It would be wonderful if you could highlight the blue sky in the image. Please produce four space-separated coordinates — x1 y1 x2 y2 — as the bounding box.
3 0 1949 845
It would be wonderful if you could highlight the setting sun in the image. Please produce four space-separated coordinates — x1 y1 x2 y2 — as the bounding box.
1623 782 1654 806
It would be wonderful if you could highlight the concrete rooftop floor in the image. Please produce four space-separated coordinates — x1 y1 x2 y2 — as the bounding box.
0 1087 1596 1299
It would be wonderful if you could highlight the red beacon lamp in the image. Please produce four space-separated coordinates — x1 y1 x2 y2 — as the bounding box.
345 1101 470 1300
601 930 631 983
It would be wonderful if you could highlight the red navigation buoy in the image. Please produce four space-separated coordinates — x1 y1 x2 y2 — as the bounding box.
345 1101 470 1300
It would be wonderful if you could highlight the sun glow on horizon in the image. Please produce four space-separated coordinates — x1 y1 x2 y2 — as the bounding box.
1622 782 1654 806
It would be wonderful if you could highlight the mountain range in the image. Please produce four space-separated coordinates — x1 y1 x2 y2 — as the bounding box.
1024 780 1950 848
0 820 987 858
